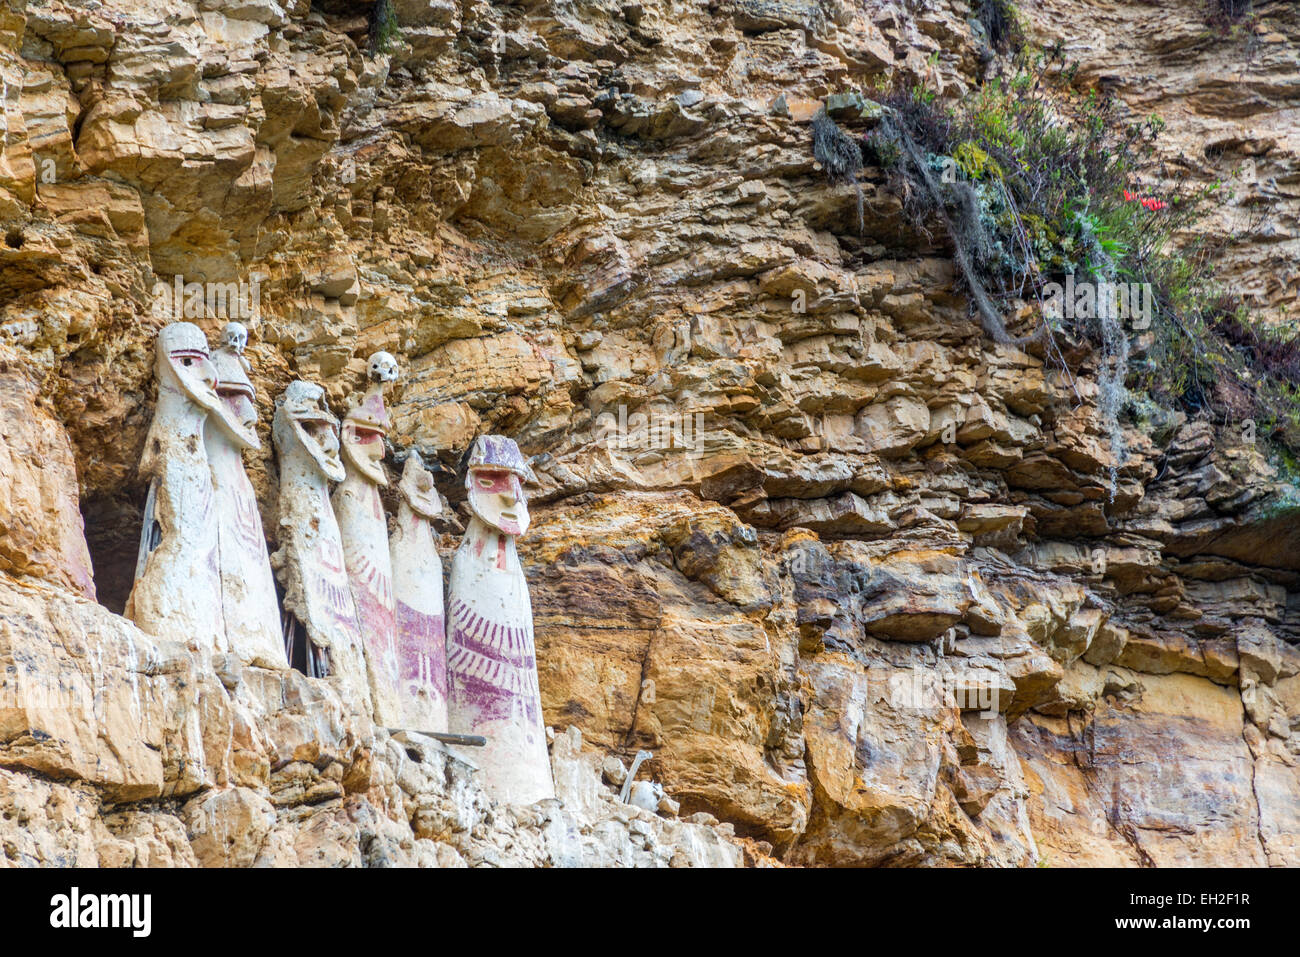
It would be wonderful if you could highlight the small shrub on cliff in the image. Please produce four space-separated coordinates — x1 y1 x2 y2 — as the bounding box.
1207 0 1253 28
1203 0 1262 66
861 49 1300 468
1143 295 1300 452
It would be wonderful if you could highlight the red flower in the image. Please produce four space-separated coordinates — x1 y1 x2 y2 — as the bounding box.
1124 188 1166 211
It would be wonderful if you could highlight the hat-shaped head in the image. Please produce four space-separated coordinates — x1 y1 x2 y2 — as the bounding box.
464 435 532 536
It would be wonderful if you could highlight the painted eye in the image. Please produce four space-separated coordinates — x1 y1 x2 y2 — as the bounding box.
477 476 494 489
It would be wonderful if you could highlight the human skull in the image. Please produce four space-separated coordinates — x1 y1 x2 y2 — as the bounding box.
220 321 248 355
367 351 399 384
627 780 664 814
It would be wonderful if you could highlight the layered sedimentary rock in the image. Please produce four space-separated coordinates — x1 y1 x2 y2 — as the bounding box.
0 574 740 866
0 352 94 598
0 0 1297 866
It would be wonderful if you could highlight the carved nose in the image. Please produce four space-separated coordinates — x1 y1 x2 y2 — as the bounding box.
500 489 516 506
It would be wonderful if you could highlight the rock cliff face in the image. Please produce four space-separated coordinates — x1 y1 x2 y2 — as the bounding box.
0 0 1297 866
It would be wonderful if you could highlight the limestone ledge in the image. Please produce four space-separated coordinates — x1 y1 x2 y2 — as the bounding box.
0 575 742 867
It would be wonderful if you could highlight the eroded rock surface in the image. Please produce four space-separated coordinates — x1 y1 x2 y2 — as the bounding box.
0 0 1297 866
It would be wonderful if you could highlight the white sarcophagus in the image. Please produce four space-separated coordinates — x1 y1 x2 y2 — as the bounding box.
446 435 554 805
389 451 449 733
271 380 372 712
206 322 285 669
127 322 257 652
333 352 402 727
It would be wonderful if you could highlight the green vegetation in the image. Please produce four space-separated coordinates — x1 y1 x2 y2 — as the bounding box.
1252 446 1300 521
843 41 1300 476
1207 0 1254 28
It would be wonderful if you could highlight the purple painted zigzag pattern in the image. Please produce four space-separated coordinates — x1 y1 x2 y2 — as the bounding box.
446 596 539 724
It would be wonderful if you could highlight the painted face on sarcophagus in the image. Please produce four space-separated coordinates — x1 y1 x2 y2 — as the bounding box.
157 322 224 413
209 325 260 451
341 393 389 486
398 452 442 520
274 380 345 483
464 435 533 536
468 469 528 535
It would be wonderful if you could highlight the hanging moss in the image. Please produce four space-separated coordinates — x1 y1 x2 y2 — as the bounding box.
977 0 1025 55
872 111 1041 346
369 0 401 55
810 107 864 234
